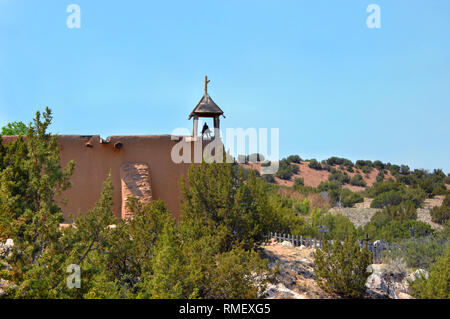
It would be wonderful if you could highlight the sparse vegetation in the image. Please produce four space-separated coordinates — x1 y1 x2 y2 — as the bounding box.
350 174 367 187
308 159 322 170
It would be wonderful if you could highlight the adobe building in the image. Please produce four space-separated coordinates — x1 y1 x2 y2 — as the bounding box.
2 77 225 221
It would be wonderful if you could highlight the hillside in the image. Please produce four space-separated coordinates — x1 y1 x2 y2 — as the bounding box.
242 160 395 191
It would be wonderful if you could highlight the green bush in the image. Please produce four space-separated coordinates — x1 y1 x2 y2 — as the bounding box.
388 164 401 175
373 160 385 170
317 181 341 204
356 160 373 168
325 157 353 167
409 247 450 299
275 159 298 180
181 163 286 251
1 121 28 136
370 185 426 209
261 161 271 167
262 174 275 183
341 191 364 208
361 218 433 242
328 170 350 185
399 165 410 175
376 170 385 183
276 166 293 180
430 194 450 225
308 159 322 170
313 234 372 298
308 210 356 240
287 155 302 163
361 166 372 174
430 206 450 225
388 237 450 271
350 174 367 187
294 177 304 186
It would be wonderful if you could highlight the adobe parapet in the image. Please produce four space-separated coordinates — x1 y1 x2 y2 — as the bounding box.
2 134 219 221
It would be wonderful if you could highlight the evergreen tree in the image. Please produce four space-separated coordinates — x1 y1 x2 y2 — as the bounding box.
313 234 372 298
0 108 75 288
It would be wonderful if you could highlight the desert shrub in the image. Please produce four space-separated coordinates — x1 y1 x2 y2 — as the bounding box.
202 245 272 299
367 180 403 197
294 177 304 187
290 163 299 174
373 201 417 223
313 234 372 298
430 194 450 225
287 155 302 163
308 210 356 240
295 199 311 215
373 160 385 170
328 170 350 185
444 194 450 207
317 181 341 204
276 166 293 180
361 166 372 174
325 157 353 167
399 165 410 175
341 191 364 208
275 159 298 180
350 174 366 187
234 165 260 179
261 161 271 167
445 174 450 185
262 174 275 183
409 247 450 299
308 159 322 170
431 182 447 196
356 160 373 168
370 184 426 209
376 170 385 183
430 206 450 225
370 190 404 208
388 237 450 271
361 218 433 243
388 164 401 175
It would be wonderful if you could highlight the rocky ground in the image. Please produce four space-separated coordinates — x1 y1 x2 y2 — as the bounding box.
262 240 423 299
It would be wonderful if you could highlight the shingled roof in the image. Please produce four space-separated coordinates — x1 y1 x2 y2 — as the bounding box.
188 94 225 119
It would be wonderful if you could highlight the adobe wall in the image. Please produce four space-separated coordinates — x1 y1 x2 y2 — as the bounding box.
2 134 212 221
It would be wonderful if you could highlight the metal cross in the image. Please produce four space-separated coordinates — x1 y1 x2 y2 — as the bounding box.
362 233 372 247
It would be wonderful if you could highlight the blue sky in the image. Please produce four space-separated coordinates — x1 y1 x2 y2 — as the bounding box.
1 0 449 172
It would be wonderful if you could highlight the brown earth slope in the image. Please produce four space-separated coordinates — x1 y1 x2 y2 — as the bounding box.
242 161 394 191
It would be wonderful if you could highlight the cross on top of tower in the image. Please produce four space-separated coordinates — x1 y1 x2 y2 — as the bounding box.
204 76 210 96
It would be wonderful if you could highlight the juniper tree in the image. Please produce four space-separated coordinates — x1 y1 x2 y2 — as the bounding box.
0 108 75 287
313 234 372 298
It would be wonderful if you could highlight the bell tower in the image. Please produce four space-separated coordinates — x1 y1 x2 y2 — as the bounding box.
188 76 225 138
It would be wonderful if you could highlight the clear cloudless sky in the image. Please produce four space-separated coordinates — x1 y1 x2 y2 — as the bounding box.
0 0 449 172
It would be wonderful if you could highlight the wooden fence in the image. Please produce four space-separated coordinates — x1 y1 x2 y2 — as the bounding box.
266 232 395 263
